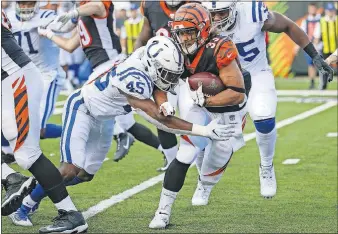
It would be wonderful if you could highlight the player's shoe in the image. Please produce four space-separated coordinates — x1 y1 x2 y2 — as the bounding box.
9 206 33 226
29 202 40 215
1 151 16 164
149 210 170 229
191 180 212 206
259 164 277 199
156 155 169 172
39 210 88 234
2 173 36 216
113 133 135 162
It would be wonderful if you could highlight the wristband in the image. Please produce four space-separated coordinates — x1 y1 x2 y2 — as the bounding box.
303 42 319 59
46 30 55 40
192 124 207 137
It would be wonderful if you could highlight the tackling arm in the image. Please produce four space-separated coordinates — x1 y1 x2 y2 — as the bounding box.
134 17 152 50
205 61 245 107
39 29 80 53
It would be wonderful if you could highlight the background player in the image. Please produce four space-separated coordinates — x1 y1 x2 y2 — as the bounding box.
202 0 334 199
149 4 248 229
1 9 87 233
134 0 193 171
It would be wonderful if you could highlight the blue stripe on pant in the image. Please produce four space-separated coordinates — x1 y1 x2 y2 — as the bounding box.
60 90 82 163
41 80 56 129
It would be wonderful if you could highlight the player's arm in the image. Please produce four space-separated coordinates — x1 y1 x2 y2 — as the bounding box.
134 2 152 50
75 1 107 18
38 28 80 53
123 92 233 140
153 88 168 106
325 49 338 65
205 61 245 107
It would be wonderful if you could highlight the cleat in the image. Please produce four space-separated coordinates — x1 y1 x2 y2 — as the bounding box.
191 180 212 206
113 133 135 162
39 210 88 234
2 173 36 216
156 156 168 172
259 164 277 199
1 151 16 164
29 202 40 215
9 207 33 226
149 210 170 229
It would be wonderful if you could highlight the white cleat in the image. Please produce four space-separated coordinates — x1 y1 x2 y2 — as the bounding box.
149 210 170 229
191 180 212 206
9 209 33 226
259 164 277 199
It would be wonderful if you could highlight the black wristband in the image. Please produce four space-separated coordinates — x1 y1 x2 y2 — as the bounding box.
303 42 319 59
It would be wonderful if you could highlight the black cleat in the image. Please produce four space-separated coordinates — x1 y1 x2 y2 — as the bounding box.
156 155 169 172
1 151 16 164
113 133 135 162
1 173 36 216
39 210 88 234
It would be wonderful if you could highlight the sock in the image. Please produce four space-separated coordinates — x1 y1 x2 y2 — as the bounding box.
54 196 77 211
158 145 163 151
30 184 47 202
195 151 204 175
22 195 38 209
43 124 62 139
158 187 177 214
163 158 190 192
256 127 277 167
162 145 178 165
1 146 13 155
127 123 160 149
1 163 16 179
64 176 84 186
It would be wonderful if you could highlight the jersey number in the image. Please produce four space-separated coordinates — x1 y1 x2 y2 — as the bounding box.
13 32 38 54
126 81 145 94
236 39 260 62
78 19 92 47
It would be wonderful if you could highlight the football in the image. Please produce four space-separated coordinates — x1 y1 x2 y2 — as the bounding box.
188 72 226 96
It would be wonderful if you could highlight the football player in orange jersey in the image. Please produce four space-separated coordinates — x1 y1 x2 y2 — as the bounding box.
149 3 249 229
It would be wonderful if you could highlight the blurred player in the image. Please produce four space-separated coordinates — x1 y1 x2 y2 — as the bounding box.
149 4 248 229
1 9 87 233
202 0 334 200
11 36 233 227
134 0 194 171
38 0 164 163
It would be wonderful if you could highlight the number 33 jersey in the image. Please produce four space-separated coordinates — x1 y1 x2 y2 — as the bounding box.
81 48 154 121
219 1 270 74
6 9 60 74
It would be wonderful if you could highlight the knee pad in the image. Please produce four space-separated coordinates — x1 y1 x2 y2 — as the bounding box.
2 111 18 142
15 147 41 170
254 118 276 134
176 139 204 164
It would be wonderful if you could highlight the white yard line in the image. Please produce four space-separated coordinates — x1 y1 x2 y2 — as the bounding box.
277 90 337 97
82 101 337 220
282 159 300 165
326 132 338 137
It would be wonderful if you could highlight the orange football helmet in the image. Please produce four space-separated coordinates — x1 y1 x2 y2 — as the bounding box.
171 3 212 55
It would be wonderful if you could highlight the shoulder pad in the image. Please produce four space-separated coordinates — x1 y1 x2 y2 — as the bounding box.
39 10 56 19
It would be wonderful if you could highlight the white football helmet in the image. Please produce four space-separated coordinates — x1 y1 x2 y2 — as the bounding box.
15 1 40 21
165 0 183 7
142 36 184 92
202 0 238 32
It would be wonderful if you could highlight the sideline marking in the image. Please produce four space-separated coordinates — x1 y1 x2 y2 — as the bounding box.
282 159 300 165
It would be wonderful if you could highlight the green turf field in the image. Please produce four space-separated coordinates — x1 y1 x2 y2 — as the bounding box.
2 79 337 233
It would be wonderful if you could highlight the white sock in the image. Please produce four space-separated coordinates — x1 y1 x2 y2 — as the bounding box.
22 195 37 209
162 145 178 165
54 196 77 212
195 151 204 175
2 146 13 155
1 163 16 180
256 127 277 167
157 145 163 151
158 188 177 214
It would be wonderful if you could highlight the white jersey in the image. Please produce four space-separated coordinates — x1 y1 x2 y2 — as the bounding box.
81 48 154 120
219 1 270 74
7 9 60 74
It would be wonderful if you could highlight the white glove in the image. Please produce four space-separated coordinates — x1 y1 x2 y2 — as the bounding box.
53 9 79 31
48 19 77 33
192 118 236 141
186 78 205 107
38 27 55 40
159 102 175 116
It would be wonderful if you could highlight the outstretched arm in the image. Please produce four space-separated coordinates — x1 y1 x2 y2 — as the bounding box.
134 17 152 50
38 28 80 53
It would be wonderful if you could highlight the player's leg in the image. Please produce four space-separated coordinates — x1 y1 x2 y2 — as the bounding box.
39 70 63 139
192 110 246 206
149 106 210 229
1 132 15 164
248 71 277 198
305 54 316 89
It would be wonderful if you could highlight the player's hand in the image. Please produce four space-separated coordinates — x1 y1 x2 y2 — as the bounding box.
186 79 205 107
313 54 334 82
159 102 175 116
204 118 236 141
38 27 54 40
54 9 79 31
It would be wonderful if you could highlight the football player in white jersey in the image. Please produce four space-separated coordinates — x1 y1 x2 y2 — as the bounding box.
4 2 65 151
10 36 234 226
200 0 334 201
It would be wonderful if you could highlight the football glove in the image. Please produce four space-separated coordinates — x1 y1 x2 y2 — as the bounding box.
186 79 205 107
313 54 334 82
159 102 175 116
